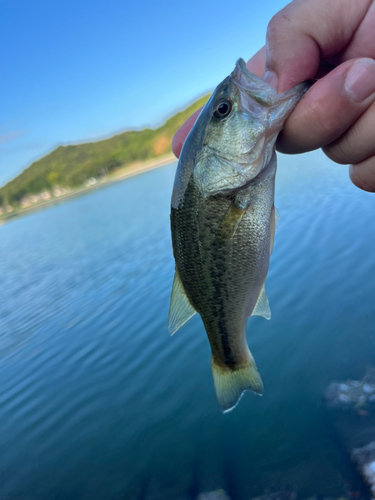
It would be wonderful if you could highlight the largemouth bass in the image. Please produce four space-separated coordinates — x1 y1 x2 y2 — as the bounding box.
169 58 306 413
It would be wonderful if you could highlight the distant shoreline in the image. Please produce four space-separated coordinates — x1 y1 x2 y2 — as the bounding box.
0 153 177 225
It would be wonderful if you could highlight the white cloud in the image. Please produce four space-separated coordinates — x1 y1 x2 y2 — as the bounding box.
0 130 26 144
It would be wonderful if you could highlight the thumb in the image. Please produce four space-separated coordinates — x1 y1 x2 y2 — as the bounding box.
264 0 371 92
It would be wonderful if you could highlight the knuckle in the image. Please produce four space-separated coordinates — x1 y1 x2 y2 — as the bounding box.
266 9 292 40
323 138 354 165
323 102 375 165
266 0 308 39
301 100 337 149
267 12 283 36
350 158 375 193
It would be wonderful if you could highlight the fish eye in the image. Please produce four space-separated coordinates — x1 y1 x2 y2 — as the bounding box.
213 99 232 120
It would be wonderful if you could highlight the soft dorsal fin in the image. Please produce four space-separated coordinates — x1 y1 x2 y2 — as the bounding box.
251 285 271 320
168 269 196 335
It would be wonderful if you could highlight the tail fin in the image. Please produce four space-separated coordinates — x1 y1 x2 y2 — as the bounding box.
211 356 263 413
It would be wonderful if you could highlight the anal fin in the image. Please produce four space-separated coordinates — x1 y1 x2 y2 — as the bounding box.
251 285 271 320
168 269 196 335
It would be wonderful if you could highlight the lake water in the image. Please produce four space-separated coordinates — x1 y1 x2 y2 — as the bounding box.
0 151 374 500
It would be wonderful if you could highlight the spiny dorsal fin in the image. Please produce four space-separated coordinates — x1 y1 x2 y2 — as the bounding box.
168 269 196 335
251 285 271 320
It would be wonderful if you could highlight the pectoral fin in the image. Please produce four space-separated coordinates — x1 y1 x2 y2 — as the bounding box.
168 269 196 335
218 203 246 242
251 285 271 320
275 207 280 229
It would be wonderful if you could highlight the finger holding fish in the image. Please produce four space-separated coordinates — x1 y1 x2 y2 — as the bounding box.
173 54 375 175
349 156 375 192
172 0 375 191
323 99 375 193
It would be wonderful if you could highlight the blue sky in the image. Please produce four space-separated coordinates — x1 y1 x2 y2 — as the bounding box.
0 0 289 186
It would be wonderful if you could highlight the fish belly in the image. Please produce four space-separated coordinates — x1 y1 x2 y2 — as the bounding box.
170 160 276 411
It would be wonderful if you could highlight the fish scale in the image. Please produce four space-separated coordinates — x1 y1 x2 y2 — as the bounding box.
172 160 274 365
169 59 307 412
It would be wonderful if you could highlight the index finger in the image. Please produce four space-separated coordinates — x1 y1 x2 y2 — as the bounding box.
265 0 372 92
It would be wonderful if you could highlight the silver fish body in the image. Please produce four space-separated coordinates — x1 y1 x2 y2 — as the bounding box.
169 59 306 412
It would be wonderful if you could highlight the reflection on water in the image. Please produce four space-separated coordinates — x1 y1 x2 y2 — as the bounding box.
0 151 374 499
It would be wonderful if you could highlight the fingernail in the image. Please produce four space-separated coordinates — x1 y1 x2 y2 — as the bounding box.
345 59 375 102
264 70 278 90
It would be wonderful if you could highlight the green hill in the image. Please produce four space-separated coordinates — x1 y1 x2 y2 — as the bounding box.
0 94 209 207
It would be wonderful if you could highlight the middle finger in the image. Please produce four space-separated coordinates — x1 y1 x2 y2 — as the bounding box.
323 99 375 165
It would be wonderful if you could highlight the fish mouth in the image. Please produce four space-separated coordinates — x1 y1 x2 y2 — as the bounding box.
232 57 309 108
234 58 270 86
231 58 276 103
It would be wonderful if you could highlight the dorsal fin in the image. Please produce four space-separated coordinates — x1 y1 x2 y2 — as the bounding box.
251 285 271 320
168 269 196 335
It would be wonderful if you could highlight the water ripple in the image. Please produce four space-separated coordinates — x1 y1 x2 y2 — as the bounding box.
0 157 374 499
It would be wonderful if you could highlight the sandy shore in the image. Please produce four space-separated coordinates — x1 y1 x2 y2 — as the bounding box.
0 153 177 225
113 153 176 180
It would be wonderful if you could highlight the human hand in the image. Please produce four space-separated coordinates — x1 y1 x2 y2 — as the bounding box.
172 0 375 192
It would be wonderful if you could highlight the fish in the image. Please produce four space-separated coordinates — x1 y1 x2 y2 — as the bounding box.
168 58 307 413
